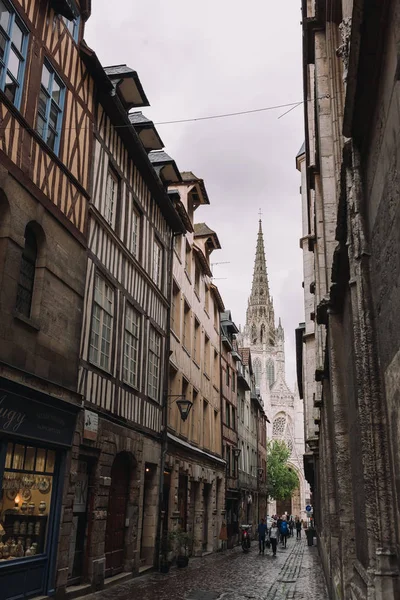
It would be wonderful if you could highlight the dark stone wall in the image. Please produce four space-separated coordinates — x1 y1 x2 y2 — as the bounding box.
0 168 86 390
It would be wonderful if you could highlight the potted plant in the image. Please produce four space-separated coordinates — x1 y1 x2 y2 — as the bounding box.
170 528 192 568
160 533 172 573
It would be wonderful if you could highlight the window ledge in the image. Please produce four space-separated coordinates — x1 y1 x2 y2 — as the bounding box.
122 380 140 394
171 329 181 343
13 311 40 331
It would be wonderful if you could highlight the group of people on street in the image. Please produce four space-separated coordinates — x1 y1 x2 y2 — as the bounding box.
257 515 303 556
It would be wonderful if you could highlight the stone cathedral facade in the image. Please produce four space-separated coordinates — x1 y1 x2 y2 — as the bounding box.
238 220 308 519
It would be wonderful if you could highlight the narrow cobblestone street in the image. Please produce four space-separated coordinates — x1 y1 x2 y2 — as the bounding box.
83 537 328 600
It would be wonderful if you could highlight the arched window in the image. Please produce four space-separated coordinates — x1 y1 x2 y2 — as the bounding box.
272 415 286 437
267 359 275 388
16 225 38 317
272 412 294 455
260 323 265 343
251 324 257 343
253 358 262 386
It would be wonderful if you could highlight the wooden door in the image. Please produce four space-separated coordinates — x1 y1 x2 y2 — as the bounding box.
276 497 292 517
105 454 130 577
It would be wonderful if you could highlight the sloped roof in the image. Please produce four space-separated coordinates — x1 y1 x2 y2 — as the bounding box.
104 64 136 77
148 150 173 164
194 223 216 237
296 141 305 158
128 111 151 125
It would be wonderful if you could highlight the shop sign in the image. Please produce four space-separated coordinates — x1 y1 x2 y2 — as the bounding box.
83 410 98 440
0 381 79 447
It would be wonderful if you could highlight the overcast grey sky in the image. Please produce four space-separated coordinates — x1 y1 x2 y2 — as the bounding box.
85 1 305 387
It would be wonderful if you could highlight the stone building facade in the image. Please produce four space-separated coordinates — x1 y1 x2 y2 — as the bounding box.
298 0 400 598
236 347 268 532
0 1 93 598
166 175 226 557
239 220 307 519
220 310 240 548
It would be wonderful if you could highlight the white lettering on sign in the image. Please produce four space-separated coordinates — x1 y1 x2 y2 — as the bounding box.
0 395 26 432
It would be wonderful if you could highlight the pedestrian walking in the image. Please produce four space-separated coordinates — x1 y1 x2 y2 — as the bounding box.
258 517 268 554
279 516 289 548
296 517 302 539
289 516 294 537
269 521 279 556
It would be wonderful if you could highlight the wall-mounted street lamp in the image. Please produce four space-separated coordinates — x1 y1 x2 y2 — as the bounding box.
169 395 193 422
232 447 242 459
258 467 264 479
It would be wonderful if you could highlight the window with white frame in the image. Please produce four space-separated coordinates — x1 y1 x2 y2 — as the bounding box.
153 239 162 287
37 61 65 155
104 169 118 226
89 274 113 371
131 208 140 258
0 0 28 109
123 304 140 387
148 327 161 400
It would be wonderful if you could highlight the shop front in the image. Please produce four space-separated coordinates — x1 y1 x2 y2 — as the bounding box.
0 377 80 599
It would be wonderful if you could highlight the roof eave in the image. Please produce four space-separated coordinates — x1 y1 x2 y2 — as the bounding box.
80 46 186 235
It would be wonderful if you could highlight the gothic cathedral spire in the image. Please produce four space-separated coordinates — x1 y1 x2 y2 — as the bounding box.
245 219 276 346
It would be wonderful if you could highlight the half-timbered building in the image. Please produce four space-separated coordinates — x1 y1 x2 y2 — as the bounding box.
0 1 94 598
59 46 186 593
165 174 226 558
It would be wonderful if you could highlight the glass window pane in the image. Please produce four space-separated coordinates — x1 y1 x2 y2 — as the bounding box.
36 114 46 138
8 47 20 79
38 90 48 117
12 444 25 470
49 102 58 130
1 444 55 559
24 447 36 471
35 448 46 472
47 127 56 150
5 442 13 469
12 23 23 52
52 79 61 104
0 1 10 32
4 73 16 102
41 64 50 90
45 450 55 473
0 29 6 61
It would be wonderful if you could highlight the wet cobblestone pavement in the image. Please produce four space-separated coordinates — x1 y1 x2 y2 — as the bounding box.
83 537 329 600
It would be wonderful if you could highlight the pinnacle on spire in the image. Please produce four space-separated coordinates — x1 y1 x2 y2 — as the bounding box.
249 218 270 303
245 218 276 341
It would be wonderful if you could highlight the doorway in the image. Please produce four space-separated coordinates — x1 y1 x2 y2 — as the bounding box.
202 483 211 552
68 459 91 584
105 453 130 577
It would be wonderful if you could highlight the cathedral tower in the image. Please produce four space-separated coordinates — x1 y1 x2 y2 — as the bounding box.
239 218 308 518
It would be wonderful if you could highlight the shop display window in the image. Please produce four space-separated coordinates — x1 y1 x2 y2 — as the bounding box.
0 442 55 561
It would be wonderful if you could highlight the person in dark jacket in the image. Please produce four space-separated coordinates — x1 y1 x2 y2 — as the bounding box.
295 517 302 539
258 518 268 554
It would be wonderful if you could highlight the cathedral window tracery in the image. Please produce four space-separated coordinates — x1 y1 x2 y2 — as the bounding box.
267 359 275 387
272 413 294 454
253 358 262 386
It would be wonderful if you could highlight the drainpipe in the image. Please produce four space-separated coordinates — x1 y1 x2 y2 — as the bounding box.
155 228 178 569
